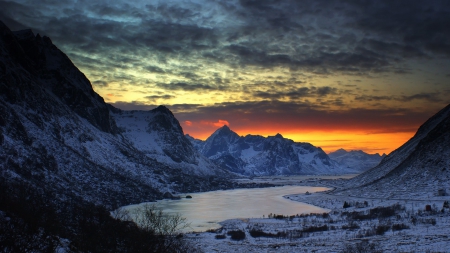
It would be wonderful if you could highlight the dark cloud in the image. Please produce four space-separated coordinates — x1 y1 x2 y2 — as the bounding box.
158 82 217 91
316 86 337 96
399 93 442 103
170 100 434 134
92 80 108 87
2 0 449 80
253 86 338 100
144 95 174 100
352 0 450 57
145 66 166 74
355 93 442 103
355 95 393 102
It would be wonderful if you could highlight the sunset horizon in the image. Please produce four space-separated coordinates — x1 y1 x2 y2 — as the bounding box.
2 0 449 156
180 123 416 155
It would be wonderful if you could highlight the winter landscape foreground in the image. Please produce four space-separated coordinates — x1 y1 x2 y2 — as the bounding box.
184 177 450 252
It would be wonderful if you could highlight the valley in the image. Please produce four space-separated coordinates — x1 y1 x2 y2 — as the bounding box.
1 19 449 252
185 177 450 252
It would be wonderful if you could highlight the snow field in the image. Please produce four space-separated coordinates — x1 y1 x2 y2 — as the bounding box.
187 190 450 252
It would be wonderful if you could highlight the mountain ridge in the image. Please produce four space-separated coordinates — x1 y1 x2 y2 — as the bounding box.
328 148 385 172
334 103 450 199
0 23 233 208
187 126 357 175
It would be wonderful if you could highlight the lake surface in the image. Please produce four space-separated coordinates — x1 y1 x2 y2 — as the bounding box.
124 185 330 232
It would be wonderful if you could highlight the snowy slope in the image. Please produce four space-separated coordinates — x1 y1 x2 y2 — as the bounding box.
328 149 385 172
111 106 227 176
336 104 450 199
188 126 355 175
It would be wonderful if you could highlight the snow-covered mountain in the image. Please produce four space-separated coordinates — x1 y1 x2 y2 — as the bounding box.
188 125 355 175
111 106 227 176
328 149 385 172
335 104 450 199
0 22 231 208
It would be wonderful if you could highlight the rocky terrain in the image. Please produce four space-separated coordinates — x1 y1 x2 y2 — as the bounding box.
187 125 356 176
333 104 450 199
328 149 385 172
0 22 233 210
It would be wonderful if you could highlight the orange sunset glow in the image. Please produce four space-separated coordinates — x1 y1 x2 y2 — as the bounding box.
181 120 417 155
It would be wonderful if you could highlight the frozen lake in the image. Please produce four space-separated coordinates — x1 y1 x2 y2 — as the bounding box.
124 185 330 232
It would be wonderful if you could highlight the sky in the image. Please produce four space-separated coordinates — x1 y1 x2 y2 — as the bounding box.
1 0 450 154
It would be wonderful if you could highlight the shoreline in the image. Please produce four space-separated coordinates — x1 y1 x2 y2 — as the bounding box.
186 175 450 252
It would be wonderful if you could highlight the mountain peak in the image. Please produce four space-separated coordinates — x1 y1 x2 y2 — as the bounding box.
1 23 119 134
214 124 235 135
202 125 240 157
274 133 283 138
217 124 233 133
151 105 174 116
12 29 35 40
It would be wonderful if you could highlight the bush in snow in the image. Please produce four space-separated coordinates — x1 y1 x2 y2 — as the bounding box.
342 240 382 253
375 224 390 235
215 234 226 239
392 223 410 231
227 230 246 241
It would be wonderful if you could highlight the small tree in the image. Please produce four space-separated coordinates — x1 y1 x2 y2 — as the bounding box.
129 203 192 252
443 201 449 208
343 201 351 208
343 240 383 253
131 203 189 235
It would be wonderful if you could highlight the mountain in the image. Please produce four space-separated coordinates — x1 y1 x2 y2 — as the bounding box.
188 125 355 175
111 106 227 176
335 104 450 199
328 149 385 172
0 22 231 209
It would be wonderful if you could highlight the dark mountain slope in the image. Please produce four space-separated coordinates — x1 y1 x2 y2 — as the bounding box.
0 22 231 209
335 104 450 199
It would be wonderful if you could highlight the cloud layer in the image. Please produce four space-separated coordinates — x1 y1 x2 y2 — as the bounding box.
2 0 450 152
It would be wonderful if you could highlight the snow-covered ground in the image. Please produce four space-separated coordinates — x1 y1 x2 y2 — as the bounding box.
185 177 450 252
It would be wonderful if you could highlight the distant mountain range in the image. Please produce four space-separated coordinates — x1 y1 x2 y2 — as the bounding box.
186 125 378 176
335 104 450 199
328 149 385 173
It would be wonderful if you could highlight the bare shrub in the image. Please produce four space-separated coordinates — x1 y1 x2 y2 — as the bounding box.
215 234 226 239
227 230 246 241
392 223 409 231
131 203 189 235
131 203 193 252
342 221 360 230
302 225 328 233
249 229 287 238
375 224 390 235
205 228 219 233
342 240 383 253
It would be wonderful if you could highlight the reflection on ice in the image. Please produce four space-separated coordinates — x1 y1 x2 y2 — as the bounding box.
124 186 330 232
